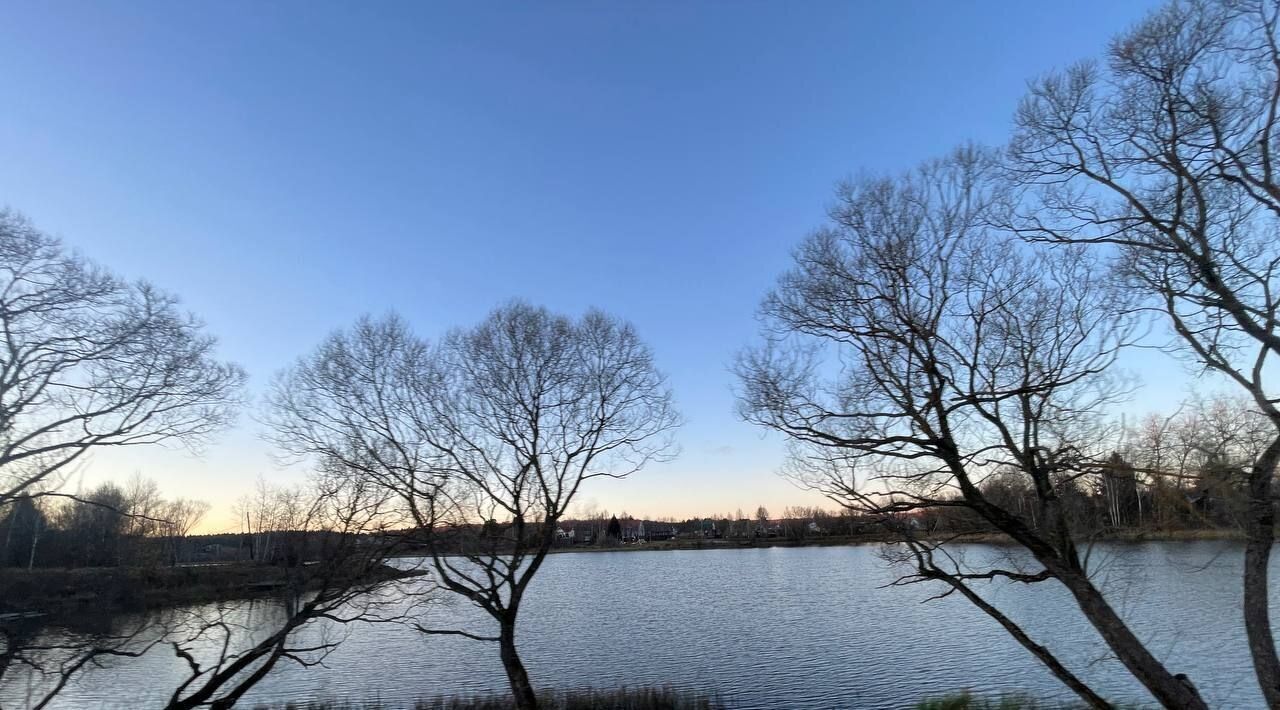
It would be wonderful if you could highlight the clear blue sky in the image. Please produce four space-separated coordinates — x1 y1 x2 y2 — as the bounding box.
1 0 1192 531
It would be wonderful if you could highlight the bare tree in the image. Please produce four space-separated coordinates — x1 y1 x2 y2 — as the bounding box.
0 615 166 710
0 210 245 507
122 474 164 540
1009 1 1280 701
737 148 1207 708
52 482 130 568
267 302 678 709
1120 394 1272 530
161 498 211 566
160 475 408 710
231 476 314 565
0 474 410 710
754 506 770 536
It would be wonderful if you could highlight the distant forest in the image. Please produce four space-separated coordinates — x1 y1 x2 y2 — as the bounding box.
2 391 1259 571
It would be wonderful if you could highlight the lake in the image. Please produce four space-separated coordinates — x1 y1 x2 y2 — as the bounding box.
5 542 1275 709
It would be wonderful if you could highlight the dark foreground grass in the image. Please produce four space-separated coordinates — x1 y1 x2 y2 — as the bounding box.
261 688 1114 710
257 686 723 710
915 693 1036 710
913 691 1122 710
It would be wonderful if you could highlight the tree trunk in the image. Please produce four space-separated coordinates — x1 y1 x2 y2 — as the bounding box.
207 652 282 710
1057 569 1206 709
933 570 1112 709
2 508 13 566
966 469 1206 709
1244 439 1280 708
26 517 39 571
499 619 537 710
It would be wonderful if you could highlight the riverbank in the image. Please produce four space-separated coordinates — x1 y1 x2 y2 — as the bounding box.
0 562 422 616
255 687 722 710
545 534 886 553
945 527 1245 545
536 526 1247 555
6 528 1241 613
253 689 1060 710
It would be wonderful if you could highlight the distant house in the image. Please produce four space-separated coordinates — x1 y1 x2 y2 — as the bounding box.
557 518 679 544
1186 488 1215 516
755 523 782 538
690 520 720 539
620 522 642 543
618 519 678 542
643 523 678 541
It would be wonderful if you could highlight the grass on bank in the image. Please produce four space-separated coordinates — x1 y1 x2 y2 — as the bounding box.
914 691 1108 709
257 687 723 710
0 562 421 615
256 689 1087 710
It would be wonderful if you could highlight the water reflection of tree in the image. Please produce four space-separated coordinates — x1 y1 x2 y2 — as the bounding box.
0 476 420 710
0 612 164 710
737 149 1204 709
158 478 419 710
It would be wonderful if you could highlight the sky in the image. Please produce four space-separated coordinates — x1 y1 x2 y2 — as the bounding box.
0 0 1201 533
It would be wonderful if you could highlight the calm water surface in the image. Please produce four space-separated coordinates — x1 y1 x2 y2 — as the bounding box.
10 542 1278 709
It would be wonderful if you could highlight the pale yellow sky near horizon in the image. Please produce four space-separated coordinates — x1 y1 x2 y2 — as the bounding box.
71 344 1220 537
76 421 839 535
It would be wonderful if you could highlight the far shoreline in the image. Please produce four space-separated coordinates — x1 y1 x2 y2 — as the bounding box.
546 526 1247 553
395 527 1251 560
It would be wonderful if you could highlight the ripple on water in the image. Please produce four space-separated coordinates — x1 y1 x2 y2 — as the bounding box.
10 542 1275 709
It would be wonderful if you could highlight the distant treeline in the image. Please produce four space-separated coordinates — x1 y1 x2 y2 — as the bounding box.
0 476 213 569
559 395 1267 544
912 395 1268 538
6 391 1257 572
0 476 395 570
